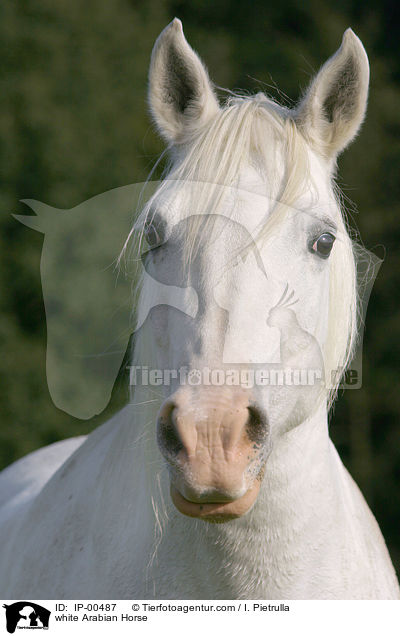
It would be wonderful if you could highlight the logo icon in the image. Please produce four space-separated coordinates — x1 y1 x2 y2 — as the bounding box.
2 603 50 633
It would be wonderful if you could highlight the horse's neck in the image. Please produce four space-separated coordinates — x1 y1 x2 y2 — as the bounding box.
255 405 342 544
261 404 335 511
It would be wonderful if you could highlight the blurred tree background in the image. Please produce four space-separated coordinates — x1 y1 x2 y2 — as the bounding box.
0 0 399 575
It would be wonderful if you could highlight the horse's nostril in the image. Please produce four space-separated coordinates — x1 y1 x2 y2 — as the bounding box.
246 405 268 446
157 408 184 457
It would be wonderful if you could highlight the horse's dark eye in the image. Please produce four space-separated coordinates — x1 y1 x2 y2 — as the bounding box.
144 223 162 248
311 232 336 258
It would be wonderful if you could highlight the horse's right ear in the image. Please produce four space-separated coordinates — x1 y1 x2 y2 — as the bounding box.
148 18 220 144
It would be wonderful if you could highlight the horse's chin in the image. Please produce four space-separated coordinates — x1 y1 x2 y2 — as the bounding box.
170 480 261 523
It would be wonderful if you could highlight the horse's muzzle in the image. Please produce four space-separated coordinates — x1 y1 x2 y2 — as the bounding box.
157 387 268 522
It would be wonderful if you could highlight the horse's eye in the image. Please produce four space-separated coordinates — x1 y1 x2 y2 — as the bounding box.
311 232 336 258
144 223 162 248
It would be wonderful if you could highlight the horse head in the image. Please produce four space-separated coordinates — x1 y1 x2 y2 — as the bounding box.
130 19 369 522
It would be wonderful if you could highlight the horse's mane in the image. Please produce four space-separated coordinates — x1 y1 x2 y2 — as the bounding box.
124 92 359 409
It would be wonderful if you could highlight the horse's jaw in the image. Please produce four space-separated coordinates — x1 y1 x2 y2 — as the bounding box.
170 478 261 523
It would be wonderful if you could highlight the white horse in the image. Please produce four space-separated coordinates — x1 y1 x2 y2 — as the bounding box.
0 19 399 600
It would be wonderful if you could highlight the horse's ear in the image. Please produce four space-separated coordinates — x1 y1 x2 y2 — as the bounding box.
148 18 220 144
295 29 369 159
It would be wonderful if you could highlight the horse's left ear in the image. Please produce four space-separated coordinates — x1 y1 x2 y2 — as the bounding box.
295 29 369 159
148 18 220 144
